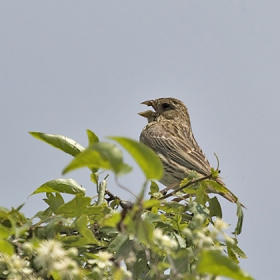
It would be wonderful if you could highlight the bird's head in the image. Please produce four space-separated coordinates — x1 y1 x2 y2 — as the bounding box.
138 97 191 124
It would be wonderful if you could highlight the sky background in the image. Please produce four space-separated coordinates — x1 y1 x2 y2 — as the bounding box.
1 1 279 279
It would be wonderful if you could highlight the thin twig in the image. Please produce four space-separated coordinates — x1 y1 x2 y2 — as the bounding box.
159 174 212 200
114 176 137 199
97 177 107 205
105 189 133 210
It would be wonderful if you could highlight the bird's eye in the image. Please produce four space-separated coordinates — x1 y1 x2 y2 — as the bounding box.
162 103 170 109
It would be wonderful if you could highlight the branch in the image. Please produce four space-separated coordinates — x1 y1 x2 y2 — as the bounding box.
159 174 212 200
105 189 133 210
97 174 109 205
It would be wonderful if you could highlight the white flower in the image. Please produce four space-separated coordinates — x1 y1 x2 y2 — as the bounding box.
214 218 229 231
89 251 113 269
154 228 178 250
153 228 163 239
209 226 219 238
225 236 235 246
35 240 66 270
193 214 205 226
97 251 113 262
119 266 133 278
21 242 34 256
53 258 80 279
195 231 206 240
52 258 76 271
161 235 178 250
182 228 193 240
0 254 33 278
202 236 214 247
66 247 78 258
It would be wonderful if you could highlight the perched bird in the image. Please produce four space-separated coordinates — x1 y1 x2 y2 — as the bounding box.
139 97 240 205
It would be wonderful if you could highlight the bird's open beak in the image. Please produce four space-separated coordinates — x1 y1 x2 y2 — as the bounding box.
138 100 156 120
141 100 153 106
138 110 154 118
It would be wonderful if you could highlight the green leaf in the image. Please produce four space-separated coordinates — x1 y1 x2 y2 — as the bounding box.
228 246 239 263
197 250 253 280
188 201 210 217
234 201 244 235
142 211 161 223
0 207 9 216
231 243 247 259
136 218 154 245
0 225 9 238
43 193 65 214
149 181 159 194
62 142 132 175
100 212 121 228
76 215 101 245
143 199 161 209
109 137 163 180
125 213 154 245
15 222 32 238
34 208 52 220
133 250 149 278
29 132 84 156
36 216 69 239
15 203 25 212
86 129 99 146
108 233 129 253
173 248 192 273
50 271 60 280
90 173 99 185
56 196 110 219
209 196 222 218
160 201 188 215
57 235 90 247
31 179 86 196
0 240 14 256
86 130 100 174
204 179 229 193
194 185 209 205
210 167 220 178
56 195 92 218
174 232 187 248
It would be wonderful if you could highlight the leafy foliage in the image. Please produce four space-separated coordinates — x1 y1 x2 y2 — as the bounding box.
0 130 253 280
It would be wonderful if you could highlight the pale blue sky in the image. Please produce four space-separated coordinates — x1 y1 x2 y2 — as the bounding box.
1 1 279 279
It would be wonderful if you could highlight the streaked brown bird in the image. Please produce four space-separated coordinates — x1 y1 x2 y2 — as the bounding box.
139 97 240 205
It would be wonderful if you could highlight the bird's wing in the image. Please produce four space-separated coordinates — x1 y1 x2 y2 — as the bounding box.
140 122 211 176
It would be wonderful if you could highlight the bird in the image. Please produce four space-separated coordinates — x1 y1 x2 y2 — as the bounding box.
138 97 241 205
